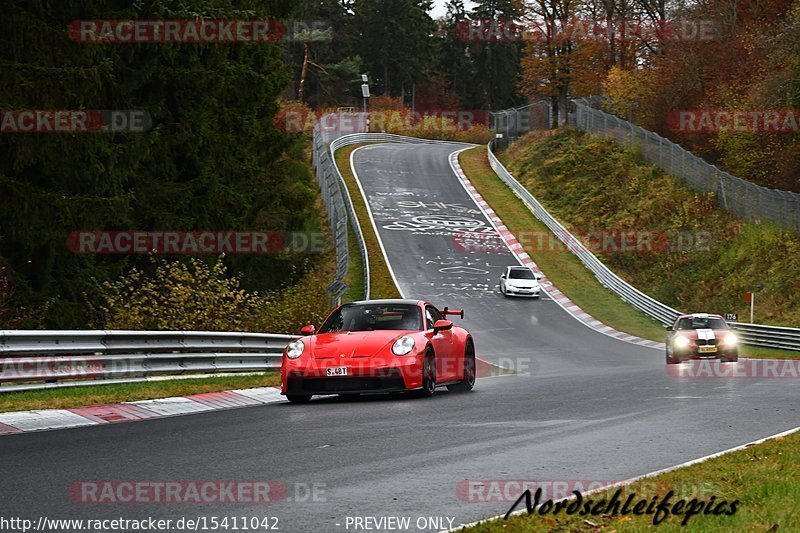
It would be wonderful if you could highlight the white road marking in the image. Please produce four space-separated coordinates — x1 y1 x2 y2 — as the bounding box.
350 145 407 298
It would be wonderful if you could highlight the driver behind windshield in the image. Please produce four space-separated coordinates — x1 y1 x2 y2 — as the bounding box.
677 317 727 330
320 304 422 333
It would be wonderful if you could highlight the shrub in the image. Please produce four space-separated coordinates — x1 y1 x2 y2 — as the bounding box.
92 253 337 334
92 255 265 331
367 109 493 144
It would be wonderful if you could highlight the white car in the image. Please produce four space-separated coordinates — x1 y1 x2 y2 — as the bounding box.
500 266 542 298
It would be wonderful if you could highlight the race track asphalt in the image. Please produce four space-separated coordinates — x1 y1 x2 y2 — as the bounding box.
1 142 798 532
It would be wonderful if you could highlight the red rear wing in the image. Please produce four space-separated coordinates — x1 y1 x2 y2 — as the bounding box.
442 307 464 319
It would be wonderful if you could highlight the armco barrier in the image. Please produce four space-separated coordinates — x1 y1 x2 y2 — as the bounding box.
0 330 297 393
312 116 361 305
486 140 800 350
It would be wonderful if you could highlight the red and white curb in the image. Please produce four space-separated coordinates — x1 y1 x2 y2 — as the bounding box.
0 367 513 436
448 150 664 350
0 386 284 436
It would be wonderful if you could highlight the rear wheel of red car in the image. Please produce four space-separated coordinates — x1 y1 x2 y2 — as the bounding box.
665 352 680 365
448 340 475 392
414 348 436 398
286 394 312 404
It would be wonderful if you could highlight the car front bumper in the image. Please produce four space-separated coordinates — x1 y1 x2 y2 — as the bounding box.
281 353 423 395
505 286 541 297
671 347 739 360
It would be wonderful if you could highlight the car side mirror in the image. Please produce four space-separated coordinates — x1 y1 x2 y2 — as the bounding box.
535 274 542 281
665 326 673 331
300 325 315 336
500 274 506 279
433 319 453 334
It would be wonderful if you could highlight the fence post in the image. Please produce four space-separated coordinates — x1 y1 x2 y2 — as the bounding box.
562 96 799 233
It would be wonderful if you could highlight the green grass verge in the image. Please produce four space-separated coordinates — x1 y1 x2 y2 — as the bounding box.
0 373 281 413
344 216 367 302
466 429 800 532
459 146 667 342
740 344 799 359
335 144 402 300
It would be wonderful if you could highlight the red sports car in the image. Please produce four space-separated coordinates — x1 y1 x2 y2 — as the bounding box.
281 299 475 403
665 313 739 364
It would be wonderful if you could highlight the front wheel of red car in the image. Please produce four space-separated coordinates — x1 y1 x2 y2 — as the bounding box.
413 349 436 398
448 341 475 392
286 394 312 404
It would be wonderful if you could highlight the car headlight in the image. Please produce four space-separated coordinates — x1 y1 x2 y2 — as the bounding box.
674 335 691 347
721 334 738 347
392 336 415 356
286 340 305 359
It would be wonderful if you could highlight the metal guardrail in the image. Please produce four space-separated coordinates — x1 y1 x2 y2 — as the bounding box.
571 98 800 233
728 322 800 351
312 115 366 305
0 330 298 393
486 140 800 350
487 140 681 326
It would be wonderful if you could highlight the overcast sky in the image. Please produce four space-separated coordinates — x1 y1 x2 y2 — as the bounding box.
430 0 476 20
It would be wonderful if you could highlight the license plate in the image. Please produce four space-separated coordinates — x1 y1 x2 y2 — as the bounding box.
326 366 348 377
698 346 717 354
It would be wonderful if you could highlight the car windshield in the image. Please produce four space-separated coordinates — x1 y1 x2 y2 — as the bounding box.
508 269 536 280
676 317 728 330
319 303 422 333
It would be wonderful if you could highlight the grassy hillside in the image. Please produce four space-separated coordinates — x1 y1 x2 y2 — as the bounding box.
499 129 800 328
460 147 667 342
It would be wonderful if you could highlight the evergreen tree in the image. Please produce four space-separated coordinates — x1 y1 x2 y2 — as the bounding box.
467 0 524 109
438 0 476 107
0 0 320 327
349 0 436 98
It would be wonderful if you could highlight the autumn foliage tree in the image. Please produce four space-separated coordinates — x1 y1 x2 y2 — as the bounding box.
517 0 800 191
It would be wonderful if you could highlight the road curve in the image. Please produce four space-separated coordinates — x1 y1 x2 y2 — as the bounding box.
1 142 799 532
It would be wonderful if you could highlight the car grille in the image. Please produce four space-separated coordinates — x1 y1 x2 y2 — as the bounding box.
696 338 719 346
286 370 406 394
